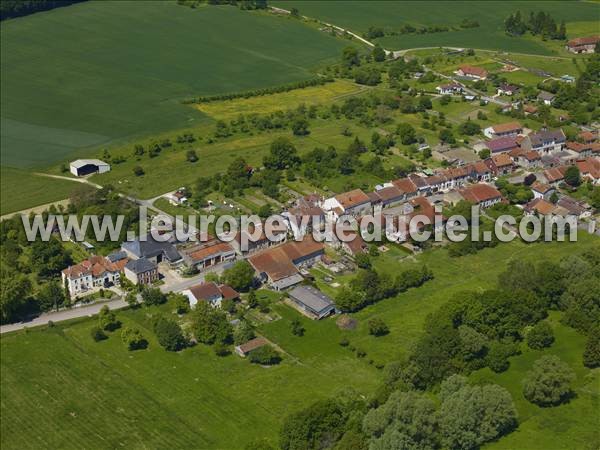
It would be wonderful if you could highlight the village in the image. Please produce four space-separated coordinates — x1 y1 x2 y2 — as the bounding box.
59 117 599 356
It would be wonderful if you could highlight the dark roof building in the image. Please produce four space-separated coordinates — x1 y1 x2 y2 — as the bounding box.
122 236 182 264
288 285 335 320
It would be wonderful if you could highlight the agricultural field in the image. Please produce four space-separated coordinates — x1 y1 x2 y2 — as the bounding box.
0 167 78 215
275 1 600 55
0 0 348 169
2 234 597 449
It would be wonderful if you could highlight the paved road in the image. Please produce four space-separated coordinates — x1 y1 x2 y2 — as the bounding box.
0 298 127 334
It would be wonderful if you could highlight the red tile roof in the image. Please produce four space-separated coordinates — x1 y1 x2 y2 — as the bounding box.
460 184 503 204
189 282 222 300
458 64 488 78
237 337 268 355
376 186 404 202
219 284 240 300
543 166 567 183
491 122 522 134
62 255 126 279
392 178 418 194
491 153 513 167
248 247 298 281
188 242 234 263
281 236 325 262
567 36 600 48
335 189 370 209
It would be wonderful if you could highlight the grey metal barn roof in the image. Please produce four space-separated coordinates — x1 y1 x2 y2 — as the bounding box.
70 159 109 169
288 285 334 315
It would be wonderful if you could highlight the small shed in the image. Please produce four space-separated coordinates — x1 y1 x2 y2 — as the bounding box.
235 337 268 357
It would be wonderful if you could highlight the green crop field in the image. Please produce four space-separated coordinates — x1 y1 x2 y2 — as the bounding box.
2 235 598 449
0 167 78 215
0 0 348 169
274 1 600 55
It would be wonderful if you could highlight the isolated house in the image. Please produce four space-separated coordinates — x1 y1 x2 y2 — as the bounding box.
436 82 463 95
566 36 600 53
497 83 519 96
455 64 488 80
537 91 556 105
181 282 239 309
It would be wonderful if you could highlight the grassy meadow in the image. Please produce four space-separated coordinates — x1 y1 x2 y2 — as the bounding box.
2 234 598 449
0 167 78 215
275 1 600 55
195 79 364 121
0 0 348 169
78 87 513 200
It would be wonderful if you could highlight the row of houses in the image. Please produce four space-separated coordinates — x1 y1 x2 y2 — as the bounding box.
483 124 600 171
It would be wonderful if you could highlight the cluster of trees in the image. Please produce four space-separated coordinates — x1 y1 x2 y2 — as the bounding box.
67 185 141 253
153 315 187 351
537 55 600 125
121 326 148 350
186 77 331 104
0 0 85 20
190 302 233 354
0 213 76 323
221 260 256 292
249 346 281 365
335 265 433 312
496 178 535 204
279 375 517 450
396 250 599 389
504 10 566 40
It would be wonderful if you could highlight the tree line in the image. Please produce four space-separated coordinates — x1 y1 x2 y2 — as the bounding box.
504 10 566 40
184 77 332 104
0 0 85 21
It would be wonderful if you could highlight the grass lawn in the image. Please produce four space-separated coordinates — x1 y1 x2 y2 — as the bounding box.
275 1 600 55
0 1 348 168
0 305 380 450
0 167 78 215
